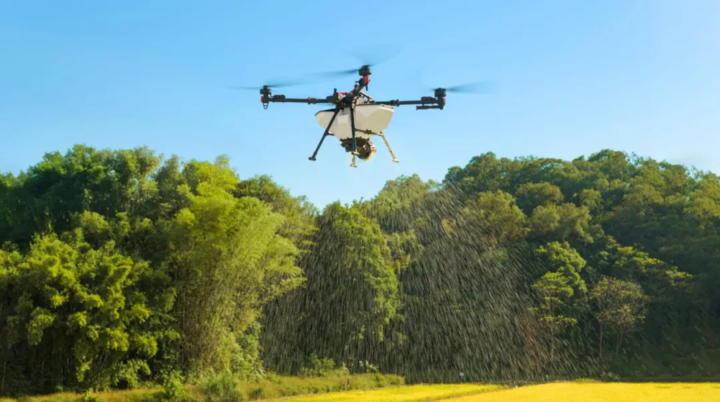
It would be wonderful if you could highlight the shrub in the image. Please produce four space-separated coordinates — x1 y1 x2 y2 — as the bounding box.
298 355 350 378
199 372 245 402
359 361 380 374
160 371 185 401
247 386 267 400
601 371 620 382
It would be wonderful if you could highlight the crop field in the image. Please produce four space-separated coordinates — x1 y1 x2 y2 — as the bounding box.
275 382 720 402
267 384 503 402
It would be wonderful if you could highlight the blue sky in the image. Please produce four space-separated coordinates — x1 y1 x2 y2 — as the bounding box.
1 0 718 209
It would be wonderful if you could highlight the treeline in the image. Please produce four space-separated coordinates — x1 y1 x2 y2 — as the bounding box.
0 145 718 395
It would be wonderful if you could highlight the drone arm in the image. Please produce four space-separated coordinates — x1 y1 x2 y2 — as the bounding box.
370 96 445 110
263 95 335 105
371 99 424 106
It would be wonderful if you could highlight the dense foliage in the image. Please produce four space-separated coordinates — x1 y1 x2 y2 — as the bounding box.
1 145 718 396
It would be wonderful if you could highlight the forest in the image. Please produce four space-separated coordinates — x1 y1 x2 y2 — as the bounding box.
1 144 719 396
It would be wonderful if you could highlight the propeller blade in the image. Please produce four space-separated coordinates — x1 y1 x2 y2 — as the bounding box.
439 80 497 94
307 68 360 79
344 43 401 68
304 44 402 80
226 79 308 91
227 85 261 91
264 79 307 88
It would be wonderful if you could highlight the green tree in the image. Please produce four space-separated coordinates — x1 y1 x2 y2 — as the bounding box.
292 203 402 372
529 272 577 361
515 182 564 214
0 232 176 393
590 276 648 362
168 174 303 377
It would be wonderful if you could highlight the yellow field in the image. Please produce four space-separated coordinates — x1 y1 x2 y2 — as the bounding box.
270 384 503 401
275 382 720 402
457 382 720 402
4 381 720 402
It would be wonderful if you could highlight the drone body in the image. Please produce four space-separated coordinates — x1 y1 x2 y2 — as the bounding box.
314 96 394 162
236 64 489 167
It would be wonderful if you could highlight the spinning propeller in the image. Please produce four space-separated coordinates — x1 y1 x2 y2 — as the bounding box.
227 80 308 95
305 44 401 80
428 80 497 95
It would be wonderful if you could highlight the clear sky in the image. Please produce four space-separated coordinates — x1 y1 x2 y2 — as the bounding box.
1 0 719 209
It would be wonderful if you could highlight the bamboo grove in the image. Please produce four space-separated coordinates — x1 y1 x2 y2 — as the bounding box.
1 145 718 395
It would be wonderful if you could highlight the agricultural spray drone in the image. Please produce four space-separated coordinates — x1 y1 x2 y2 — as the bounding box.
234 63 493 167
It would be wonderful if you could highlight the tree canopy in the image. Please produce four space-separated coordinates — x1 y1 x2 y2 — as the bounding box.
1 145 718 396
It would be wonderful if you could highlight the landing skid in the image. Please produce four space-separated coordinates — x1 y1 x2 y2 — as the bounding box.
359 129 399 163
308 106 341 161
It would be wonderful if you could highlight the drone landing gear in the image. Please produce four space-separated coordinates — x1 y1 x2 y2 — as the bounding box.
307 104 398 167
376 131 399 163
359 129 399 163
349 104 359 158
308 103 361 167
309 106 341 161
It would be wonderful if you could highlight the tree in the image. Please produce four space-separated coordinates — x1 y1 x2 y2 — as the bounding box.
3 143 720 392
169 176 303 377
590 276 648 362
535 242 588 298
529 272 577 361
292 203 402 372
0 232 176 393
515 182 564 214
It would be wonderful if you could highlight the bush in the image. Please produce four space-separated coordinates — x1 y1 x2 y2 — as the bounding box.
80 390 99 402
601 371 620 382
262 372 282 384
359 361 380 374
298 355 349 378
199 372 245 402
160 371 185 401
247 386 266 400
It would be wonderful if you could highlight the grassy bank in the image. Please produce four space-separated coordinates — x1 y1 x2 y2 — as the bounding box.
4 373 403 402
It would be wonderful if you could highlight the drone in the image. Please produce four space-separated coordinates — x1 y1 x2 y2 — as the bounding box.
235 64 492 167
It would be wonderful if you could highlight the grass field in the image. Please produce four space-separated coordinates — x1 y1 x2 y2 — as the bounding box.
274 382 720 402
